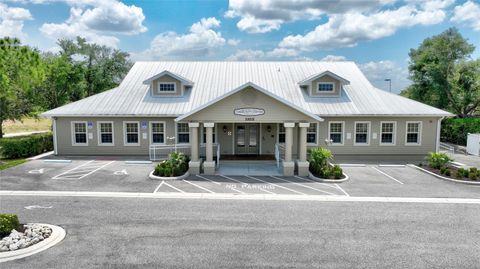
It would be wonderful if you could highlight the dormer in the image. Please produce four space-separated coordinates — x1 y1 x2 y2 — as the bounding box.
298 70 350 97
143 70 194 97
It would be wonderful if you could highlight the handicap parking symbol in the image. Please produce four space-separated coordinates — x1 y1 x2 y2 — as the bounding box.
28 168 44 174
114 169 128 176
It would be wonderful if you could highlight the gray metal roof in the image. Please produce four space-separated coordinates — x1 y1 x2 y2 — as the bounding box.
42 61 452 118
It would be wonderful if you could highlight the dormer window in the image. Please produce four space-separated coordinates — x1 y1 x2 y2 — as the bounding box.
159 83 175 92
143 70 194 98
317 82 335 92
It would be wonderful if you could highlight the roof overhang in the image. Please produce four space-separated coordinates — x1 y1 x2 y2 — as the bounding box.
298 70 350 86
143 70 194 86
175 82 323 122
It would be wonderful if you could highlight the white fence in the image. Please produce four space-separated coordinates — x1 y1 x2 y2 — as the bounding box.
467 134 480 156
149 143 221 167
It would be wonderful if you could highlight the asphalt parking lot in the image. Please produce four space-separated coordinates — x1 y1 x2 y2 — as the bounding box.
1 158 479 199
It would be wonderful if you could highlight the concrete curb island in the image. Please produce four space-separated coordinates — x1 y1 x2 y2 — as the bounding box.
308 172 350 183
408 164 480 185
149 171 190 181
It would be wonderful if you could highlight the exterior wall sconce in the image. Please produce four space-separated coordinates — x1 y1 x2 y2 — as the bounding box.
223 125 228 133
266 125 272 132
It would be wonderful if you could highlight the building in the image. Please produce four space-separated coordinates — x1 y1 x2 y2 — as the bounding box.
42 61 452 176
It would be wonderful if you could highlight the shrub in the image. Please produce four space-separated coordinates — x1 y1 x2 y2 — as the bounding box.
469 167 478 175
308 147 333 176
153 152 189 177
0 214 20 237
445 169 451 177
0 133 53 159
440 167 446 174
456 168 466 178
333 165 343 179
441 117 480 146
469 172 478 181
425 152 451 169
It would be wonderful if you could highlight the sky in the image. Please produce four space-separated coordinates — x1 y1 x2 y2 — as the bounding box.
1 0 479 93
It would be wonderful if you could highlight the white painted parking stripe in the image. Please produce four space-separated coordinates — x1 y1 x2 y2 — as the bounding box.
372 166 404 185
196 175 221 185
294 176 342 190
339 164 366 167
52 160 114 180
335 183 350 197
183 179 215 193
75 161 114 179
153 181 164 193
52 160 94 179
219 175 272 195
162 181 185 193
270 176 336 196
246 175 307 195
378 164 406 167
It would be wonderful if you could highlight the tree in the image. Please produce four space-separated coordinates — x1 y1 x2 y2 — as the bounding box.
449 60 480 117
0 37 45 138
403 28 478 117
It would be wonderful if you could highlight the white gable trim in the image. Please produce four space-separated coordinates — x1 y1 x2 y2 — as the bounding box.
298 70 350 86
143 70 194 86
175 82 323 122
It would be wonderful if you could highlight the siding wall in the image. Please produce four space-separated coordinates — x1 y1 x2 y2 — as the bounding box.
151 74 182 97
310 75 341 97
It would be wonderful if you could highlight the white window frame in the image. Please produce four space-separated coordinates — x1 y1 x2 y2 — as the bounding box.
379 121 396 146
277 123 286 144
71 121 88 146
97 121 114 146
201 124 217 145
306 123 318 145
405 121 422 146
176 122 190 144
123 121 140 146
328 121 345 146
354 121 371 146
158 82 176 93
149 121 166 145
316 82 335 93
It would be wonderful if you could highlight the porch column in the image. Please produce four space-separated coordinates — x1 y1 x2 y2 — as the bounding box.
282 122 295 176
188 122 201 174
203 122 215 175
297 122 310 176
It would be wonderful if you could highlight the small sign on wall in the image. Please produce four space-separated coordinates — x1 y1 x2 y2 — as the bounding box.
87 122 93 129
372 132 377 139
346 133 352 140
88 133 93 139
142 132 147 139
141 121 148 129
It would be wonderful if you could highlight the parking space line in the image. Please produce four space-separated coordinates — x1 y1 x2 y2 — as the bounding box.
196 175 221 185
334 183 350 197
52 160 114 180
247 175 307 195
372 166 404 185
183 179 215 193
162 181 185 193
294 176 341 190
52 160 94 179
219 175 272 195
153 181 164 193
75 161 114 179
271 176 336 196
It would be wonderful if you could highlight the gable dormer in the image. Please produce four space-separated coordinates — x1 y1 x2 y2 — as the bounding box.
143 70 194 97
298 70 350 97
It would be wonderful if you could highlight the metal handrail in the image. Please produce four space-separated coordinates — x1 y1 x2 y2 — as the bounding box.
275 143 285 168
149 143 220 161
216 143 221 168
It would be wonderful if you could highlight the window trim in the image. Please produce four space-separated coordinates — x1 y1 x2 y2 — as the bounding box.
97 121 114 146
354 121 371 146
201 124 217 145
149 121 166 145
379 121 396 146
405 121 422 146
158 82 176 93
71 121 88 146
328 121 345 146
176 122 190 144
123 121 140 146
306 123 318 146
316 82 335 93
277 123 286 144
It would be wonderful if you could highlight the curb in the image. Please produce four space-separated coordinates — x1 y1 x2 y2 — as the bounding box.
27 151 54 161
407 164 480 185
149 171 190 181
308 172 350 183
0 224 66 263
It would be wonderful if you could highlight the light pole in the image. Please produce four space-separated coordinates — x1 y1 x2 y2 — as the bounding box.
384 78 392 92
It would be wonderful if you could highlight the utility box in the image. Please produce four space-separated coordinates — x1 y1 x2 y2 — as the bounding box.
466 133 480 156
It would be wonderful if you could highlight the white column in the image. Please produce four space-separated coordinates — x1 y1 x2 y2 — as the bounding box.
284 122 294 162
298 122 309 162
204 122 214 162
189 122 199 162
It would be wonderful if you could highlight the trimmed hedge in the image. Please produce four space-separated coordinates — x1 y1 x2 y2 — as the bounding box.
441 118 480 146
0 133 53 159
0 214 20 236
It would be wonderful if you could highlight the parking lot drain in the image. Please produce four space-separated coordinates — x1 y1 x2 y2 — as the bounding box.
43 160 72 163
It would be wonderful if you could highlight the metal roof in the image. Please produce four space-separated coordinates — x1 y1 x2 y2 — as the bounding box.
42 61 453 118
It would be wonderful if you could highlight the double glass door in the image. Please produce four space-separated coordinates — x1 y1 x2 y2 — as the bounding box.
235 124 259 155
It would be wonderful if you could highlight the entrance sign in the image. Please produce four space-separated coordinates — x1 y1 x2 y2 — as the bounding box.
234 108 265 116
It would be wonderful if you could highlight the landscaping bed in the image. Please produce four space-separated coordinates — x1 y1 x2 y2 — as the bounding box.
0 214 52 252
308 147 346 181
150 152 189 180
419 152 480 182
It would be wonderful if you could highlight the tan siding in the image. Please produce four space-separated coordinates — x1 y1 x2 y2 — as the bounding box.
151 74 182 97
310 75 341 97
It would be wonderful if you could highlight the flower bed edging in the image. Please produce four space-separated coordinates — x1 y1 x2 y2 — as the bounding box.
0 224 66 263
308 171 349 183
408 164 480 185
149 171 190 181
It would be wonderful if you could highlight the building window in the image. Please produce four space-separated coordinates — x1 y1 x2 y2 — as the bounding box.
158 83 175 92
72 122 87 145
380 122 396 145
98 122 113 145
202 126 216 144
124 122 139 145
177 123 190 144
406 122 421 145
317 82 334 92
329 122 344 145
150 122 165 144
307 123 317 144
278 124 285 143
355 122 370 145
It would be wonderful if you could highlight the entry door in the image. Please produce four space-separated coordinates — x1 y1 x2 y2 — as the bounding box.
236 124 259 155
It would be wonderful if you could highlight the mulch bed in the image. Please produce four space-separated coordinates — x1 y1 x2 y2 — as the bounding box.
423 165 479 182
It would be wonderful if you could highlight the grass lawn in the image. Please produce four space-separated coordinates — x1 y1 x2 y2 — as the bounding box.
2 117 51 134
0 159 27 171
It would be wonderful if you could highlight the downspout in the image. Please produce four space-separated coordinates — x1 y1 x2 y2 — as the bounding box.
53 117 58 155
436 117 445 153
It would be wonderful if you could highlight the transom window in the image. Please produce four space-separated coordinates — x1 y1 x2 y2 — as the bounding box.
380 122 396 145
158 83 175 92
72 122 87 145
307 123 317 144
202 126 216 144
317 82 334 92
98 122 113 145
278 124 285 143
150 122 165 144
177 123 190 144
406 122 421 145
355 122 370 145
329 122 344 145
124 122 139 145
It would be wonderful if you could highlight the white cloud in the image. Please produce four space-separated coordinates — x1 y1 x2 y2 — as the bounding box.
321 55 347 62
135 17 225 60
266 48 298 57
227 38 240 46
451 0 480 31
359 60 411 93
226 49 265 61
236 15 282 33
0 3 32 40
39 0 146 48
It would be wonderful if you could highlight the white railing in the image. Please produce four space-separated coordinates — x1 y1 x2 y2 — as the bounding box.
149 143 220 165
275 143 285 168
216 143 221 168
439 142 455 157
